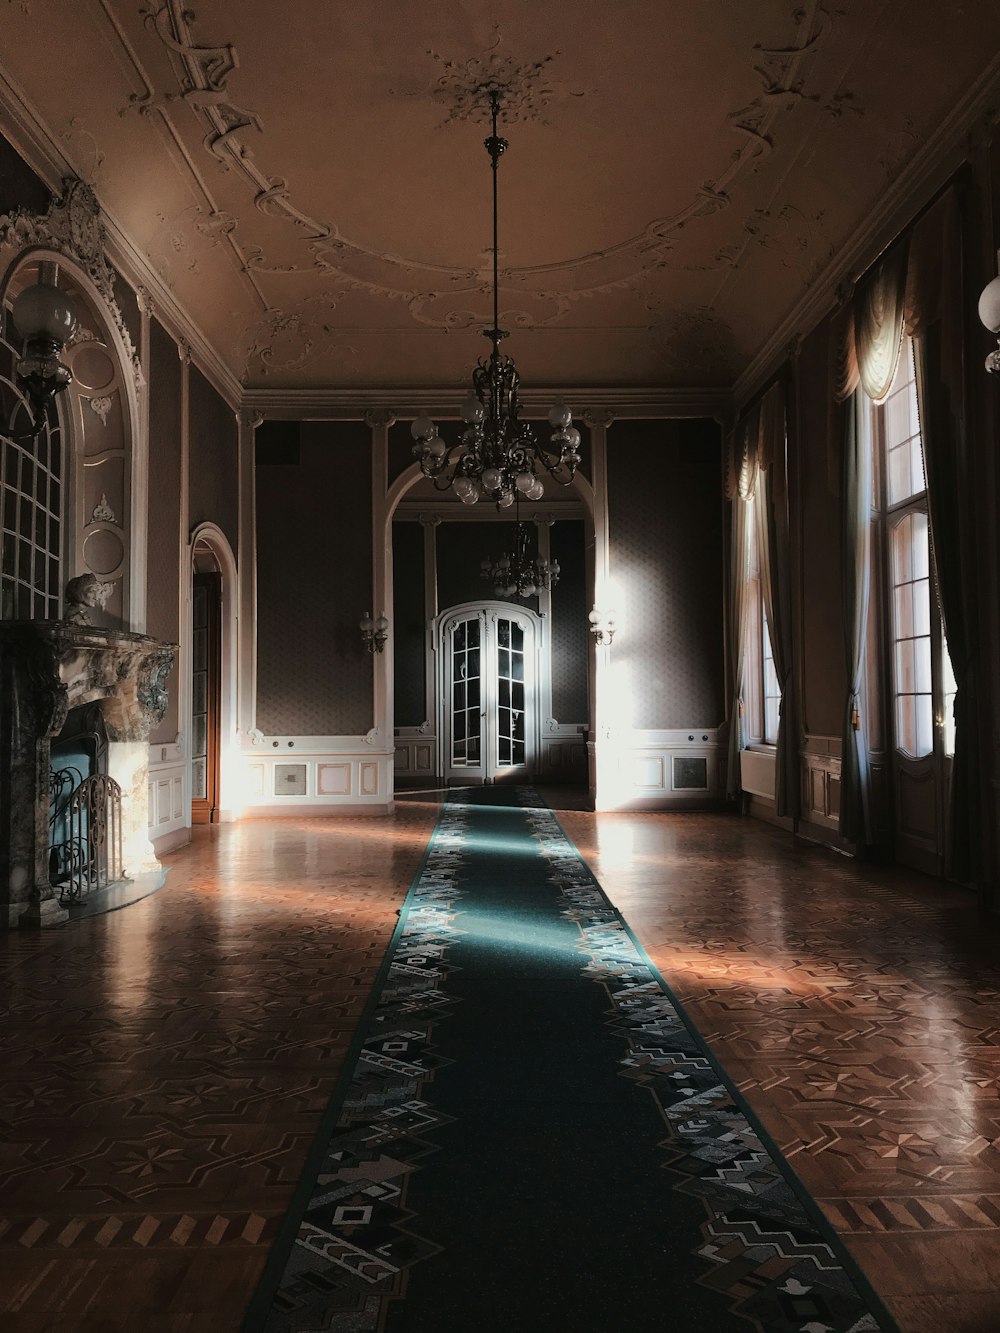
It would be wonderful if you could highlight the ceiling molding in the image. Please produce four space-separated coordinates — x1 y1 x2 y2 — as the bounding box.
0 64 243 410
242 385 732 422
733 51 1000 407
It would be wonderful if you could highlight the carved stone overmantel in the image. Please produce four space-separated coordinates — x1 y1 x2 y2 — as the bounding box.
0 622 176 928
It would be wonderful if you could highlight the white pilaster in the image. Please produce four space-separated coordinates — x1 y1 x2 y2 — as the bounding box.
584 408 615 808
237 407 263 743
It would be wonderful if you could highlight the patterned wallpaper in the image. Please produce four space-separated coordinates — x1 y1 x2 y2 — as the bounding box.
392 521 426 726
0 132 49 215
256 422 373 736
549 520 589 723
607 420 724 729
799 317 846 736
146 318 182 744
188 367 238 555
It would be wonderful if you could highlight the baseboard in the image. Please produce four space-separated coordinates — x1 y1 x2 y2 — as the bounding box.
240 802 394 818
795 818 856 856
152 827 191 856
746 795 793 831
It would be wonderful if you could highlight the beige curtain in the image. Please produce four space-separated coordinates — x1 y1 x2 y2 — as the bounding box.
834 242 909 403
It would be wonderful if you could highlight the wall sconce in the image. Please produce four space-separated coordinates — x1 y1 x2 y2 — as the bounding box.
9 267 78 436
588 607 616 645
979 251 1000 373
360 611 389 653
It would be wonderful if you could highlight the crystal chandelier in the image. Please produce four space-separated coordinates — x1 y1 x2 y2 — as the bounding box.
410 91 580 506
481 511 560 599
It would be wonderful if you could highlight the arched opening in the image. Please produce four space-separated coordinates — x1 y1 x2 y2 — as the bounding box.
187 522 238 824
385 456 595 789
0 247 141 629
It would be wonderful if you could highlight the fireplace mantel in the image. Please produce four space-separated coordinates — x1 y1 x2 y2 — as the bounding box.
0 621 176 927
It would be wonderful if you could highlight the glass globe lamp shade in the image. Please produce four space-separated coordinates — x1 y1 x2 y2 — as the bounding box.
462 397 485 424
498 490 515 509
12 279 78 346
411 415 437 441
979 274 1000 333
360 612 374 633
375 615 389 633
515 471 534 494
481 467 502 491
548 402 572 429
526 477 544 500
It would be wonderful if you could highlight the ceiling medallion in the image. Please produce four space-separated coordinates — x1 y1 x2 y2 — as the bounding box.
410 91 580 508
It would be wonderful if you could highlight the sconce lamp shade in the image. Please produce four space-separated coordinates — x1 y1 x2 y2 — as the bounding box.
12 279 79 345
979 275 1000 333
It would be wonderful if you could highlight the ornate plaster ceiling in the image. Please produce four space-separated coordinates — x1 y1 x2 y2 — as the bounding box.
2 0 999 393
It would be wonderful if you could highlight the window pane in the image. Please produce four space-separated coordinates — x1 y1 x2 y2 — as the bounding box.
911 512 929 578
913 634 932 694
942 645 957 757
916 694 934 758
896 694 916 757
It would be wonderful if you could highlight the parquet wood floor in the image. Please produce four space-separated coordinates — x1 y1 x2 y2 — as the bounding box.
556 803 1000 1333
1 793 999 1330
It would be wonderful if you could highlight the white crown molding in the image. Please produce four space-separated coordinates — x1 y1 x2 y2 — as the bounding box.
733 52 1000 407
0 65 242 410
242 385 733 423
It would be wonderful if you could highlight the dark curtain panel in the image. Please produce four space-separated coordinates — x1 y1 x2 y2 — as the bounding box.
907 190 983 883
755 382 799 818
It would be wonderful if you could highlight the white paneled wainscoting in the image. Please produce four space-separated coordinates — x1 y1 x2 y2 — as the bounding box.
147 738 188 856
593 727 724 811
239 736 396 814
739 737 846 846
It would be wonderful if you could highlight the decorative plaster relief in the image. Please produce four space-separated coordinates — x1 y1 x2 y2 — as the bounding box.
422 34 568 126
140 0 841 380
0 178 141 386
92 492 116 523
89 397 114 427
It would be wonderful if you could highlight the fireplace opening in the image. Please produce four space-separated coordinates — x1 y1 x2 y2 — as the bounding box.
49 704 124 904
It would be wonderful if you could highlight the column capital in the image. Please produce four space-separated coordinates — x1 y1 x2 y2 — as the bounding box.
136 285 155 319
238 407 265 432
364 408 396 430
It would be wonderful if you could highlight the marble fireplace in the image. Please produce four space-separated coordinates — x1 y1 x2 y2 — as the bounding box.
0 619 175 927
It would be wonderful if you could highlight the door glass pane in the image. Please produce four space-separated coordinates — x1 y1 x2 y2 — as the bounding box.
451 618 482 767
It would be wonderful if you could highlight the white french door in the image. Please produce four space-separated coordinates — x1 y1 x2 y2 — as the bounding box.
438 603 539 785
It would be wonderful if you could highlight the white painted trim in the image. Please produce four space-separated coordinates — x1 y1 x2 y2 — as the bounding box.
237 410 260 744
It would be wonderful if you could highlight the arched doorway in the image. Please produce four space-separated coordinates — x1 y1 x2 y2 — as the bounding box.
187 523 238 824
437 601 542 784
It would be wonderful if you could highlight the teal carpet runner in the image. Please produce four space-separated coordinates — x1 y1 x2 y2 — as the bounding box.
244 788 896 1332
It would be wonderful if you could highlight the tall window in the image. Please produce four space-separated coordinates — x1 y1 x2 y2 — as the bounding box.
875 336 956 759
743 497 779 745
0 299 63 620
